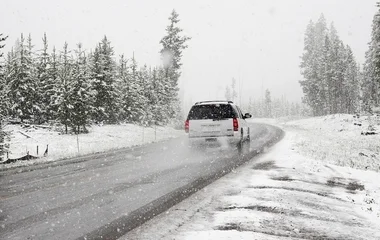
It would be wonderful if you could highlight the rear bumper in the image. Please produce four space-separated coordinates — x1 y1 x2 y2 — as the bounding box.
188 132 241 145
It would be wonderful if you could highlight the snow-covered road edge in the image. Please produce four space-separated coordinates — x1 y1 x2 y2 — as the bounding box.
1 124 184 170
123 118 380 240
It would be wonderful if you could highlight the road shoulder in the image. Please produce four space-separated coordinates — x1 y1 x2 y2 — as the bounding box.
124 128 380 240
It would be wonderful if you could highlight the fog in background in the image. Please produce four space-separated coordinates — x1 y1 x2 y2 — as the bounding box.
1 0 376 112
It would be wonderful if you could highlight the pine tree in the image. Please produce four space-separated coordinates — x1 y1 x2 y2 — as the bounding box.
37 33 56 122
0 34 8 117
300 20 320 115
139 64 152 125
144 66 157 126
328 23 340 113
8 34 37 122
70 43 94 133
117 54 130 122
3 49 14 115
48 46 59 120
149 67 160 125
264 89 272 117
301 15 361 116
290 102 297 116
90 36 119 123
231 78 237 102
127 55 145 123
363 4 380 111
56 42 73 134
343 46 360 113
314 15 329 115
0 33 9 161
118 54 146 124
26 34 41 123
159 9 190 122
225 86 232 101
322 33 333 114
152 67 169 125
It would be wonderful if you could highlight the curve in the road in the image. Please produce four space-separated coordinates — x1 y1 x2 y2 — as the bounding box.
0 123 283 240
78 124 284 240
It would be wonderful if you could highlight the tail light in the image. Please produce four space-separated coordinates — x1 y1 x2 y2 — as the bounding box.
185 120 189 133
233 118 239 131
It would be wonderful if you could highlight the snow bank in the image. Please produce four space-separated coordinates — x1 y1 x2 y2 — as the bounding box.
284 114 380 172
1 124 184 169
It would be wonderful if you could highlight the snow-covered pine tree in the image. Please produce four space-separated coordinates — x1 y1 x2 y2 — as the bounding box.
363 51 375 112
128 55 145 123
8 34 37 122
152 67 168 125
149 67 160 125
160 67 178 123
118 54 147 124
301 16 335 115
90 36 119 123
117 54 130 122
300 20 319 115
0 33 9 161
159 9 190 122
0 33 6 58
26 34 41 123
326 23 339 114
281 95 290 117
0 34 8 117
301 15 360 116
231 78 238 103
272 98 281 118
322 33 333 114
337 43 348 113
89 44 102 122
314 15 329 115
55 42 73 134
70 43 94 133
264 89 272 117
2 49 14 116
225 86 232 101
343 46 360 113
143 66 155 126
48 46 59 120
290 102 297 116
253 100 260 118
363 4 380 111
37 33 56 122
139 64 152 125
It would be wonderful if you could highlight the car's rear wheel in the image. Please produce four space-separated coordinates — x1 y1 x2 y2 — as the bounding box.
245 128 251 151
237 129 244 154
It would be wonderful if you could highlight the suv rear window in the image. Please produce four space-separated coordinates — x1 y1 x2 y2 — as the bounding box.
187 104 237 120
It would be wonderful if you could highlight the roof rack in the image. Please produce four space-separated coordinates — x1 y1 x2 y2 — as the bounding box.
194 100 233 105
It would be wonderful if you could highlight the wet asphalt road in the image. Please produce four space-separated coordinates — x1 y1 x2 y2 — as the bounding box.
0 123 283 240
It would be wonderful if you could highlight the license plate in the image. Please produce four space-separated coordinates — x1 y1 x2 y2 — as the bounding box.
205 138 217 142
202 125 220 132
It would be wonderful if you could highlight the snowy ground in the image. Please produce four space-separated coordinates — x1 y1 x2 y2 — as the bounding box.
123 115 380 239
284 114 380 172
1 124 183 169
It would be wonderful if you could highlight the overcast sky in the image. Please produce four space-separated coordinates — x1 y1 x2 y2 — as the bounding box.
1 0 377 110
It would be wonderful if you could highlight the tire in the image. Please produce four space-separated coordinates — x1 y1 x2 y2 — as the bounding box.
245 128 251 151
237 130 244 154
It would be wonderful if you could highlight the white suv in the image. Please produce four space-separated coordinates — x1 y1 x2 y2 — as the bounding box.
185 100 251 150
